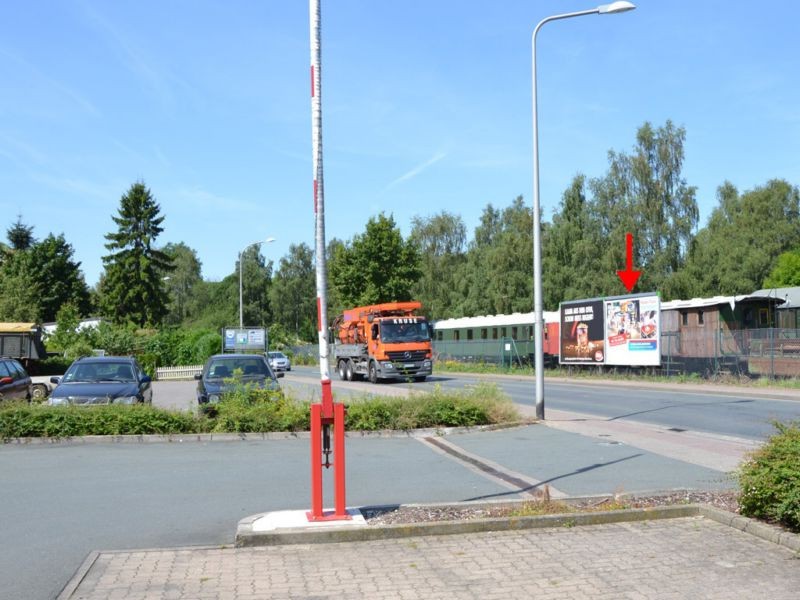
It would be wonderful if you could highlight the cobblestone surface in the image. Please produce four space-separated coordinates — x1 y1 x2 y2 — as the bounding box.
65 517 800 599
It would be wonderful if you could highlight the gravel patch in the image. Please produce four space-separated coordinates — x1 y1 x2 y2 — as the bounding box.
362 490 739 526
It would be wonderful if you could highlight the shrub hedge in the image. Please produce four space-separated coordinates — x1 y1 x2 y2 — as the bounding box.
0 383 521 440
738 421 800 532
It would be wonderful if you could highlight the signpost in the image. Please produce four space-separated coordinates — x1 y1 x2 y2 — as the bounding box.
222 327 267 353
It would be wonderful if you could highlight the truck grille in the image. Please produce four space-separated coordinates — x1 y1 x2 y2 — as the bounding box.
386 350 428 362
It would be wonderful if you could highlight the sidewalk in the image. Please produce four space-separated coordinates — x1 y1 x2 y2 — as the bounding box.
60 515 800 599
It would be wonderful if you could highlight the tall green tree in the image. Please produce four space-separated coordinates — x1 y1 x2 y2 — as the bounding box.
542 175 605 308
28 234 91 321
458 197 533 316
270 243 316 341
329 213 421 307
0 250 42 321
682 179 800 296
589 120 699 297
161 242 203 325
409 211 467 320
100 182 174 326
238 246 273 327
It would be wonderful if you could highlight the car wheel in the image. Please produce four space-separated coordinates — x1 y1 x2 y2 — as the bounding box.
345 360 354 382
368 361 378 384
31 384 48 401
338 360 347 381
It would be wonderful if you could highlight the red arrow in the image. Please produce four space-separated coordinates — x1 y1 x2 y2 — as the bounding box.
616 232 642 292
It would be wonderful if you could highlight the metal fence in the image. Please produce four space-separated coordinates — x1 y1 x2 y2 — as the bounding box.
434 328 800 379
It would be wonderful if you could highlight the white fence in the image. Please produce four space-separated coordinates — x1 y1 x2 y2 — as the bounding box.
155 365 203 380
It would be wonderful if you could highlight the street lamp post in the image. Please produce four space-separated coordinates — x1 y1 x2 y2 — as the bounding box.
239 237 276 328
531 1 635 420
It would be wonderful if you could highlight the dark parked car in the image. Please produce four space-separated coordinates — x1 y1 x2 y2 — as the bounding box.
195 353 282 407
0 357 32 401
47 356 152 406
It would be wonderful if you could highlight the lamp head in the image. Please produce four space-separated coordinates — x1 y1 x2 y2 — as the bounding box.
598 1 636 14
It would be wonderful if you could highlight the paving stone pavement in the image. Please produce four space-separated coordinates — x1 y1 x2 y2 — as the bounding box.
63 516 800 600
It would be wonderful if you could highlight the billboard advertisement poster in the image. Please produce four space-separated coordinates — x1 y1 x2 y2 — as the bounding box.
560 299 605 364
604 294 660 366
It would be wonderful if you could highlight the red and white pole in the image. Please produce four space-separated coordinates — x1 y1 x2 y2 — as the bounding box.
308 0 348 522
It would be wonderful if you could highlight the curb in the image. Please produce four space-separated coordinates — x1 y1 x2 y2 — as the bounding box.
235 504 700 547
1 421 535 446
235 502 800 554
56 551 99 600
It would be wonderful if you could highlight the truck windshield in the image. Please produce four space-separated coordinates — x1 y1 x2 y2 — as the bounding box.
379 320 431 343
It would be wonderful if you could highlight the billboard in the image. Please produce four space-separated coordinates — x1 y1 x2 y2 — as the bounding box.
222 327 267 352
559 298 605 364
604 294 660 366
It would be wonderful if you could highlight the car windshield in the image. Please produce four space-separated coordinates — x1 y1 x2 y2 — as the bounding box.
269 352 285 359
207 358 270 379
62 362 136 383
380 319 431 343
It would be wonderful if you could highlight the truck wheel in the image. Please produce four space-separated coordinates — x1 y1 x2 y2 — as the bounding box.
337 360 347 381
368 361 378 384
345 360 355 381
31 384 48 401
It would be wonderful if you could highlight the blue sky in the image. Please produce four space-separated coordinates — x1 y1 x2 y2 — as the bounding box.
1 1 798 287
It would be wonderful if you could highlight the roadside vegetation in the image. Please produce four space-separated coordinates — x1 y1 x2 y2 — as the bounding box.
0 383 521 440
738 421 800 532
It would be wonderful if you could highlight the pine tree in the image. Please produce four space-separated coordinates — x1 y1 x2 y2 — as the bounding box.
6 215 35 251
100 182 174 326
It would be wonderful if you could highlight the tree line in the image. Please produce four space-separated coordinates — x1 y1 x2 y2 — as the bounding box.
2 120 798 346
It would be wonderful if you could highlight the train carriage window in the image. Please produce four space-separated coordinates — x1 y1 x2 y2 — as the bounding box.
480 328 487 340
512 326 518 340
454 331 460 341
759 308 769 326
543 327 548 341
436 331 442 341
467 329 473 340
681 311 688 326
698 310 705 326
501 327 507 338
529 326 534 339
492 328 498 340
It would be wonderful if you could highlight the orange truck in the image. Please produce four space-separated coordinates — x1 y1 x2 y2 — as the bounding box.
332 301 433 383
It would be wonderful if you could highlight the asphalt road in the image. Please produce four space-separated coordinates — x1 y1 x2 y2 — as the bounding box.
3 369 797 599
284 365 800 441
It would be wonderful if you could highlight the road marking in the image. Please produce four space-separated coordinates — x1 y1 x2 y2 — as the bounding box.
417 435 566 499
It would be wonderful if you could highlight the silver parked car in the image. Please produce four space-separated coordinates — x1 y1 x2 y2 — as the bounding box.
267 351 291 372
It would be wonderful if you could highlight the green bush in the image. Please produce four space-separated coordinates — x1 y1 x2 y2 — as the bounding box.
211 387 310 433
0 382 521 439
738 421 800 532
0 402 204 439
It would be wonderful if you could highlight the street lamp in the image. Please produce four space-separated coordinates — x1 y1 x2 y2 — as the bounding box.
531 1 635 420
239 237 276 328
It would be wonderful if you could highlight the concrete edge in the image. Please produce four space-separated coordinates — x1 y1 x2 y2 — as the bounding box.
1 421 535 446
56 550 99 600
235 504 701 547
699 505 800 553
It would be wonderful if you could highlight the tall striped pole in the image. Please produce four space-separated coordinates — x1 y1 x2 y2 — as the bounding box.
310 0 331 398
308 0 348 521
